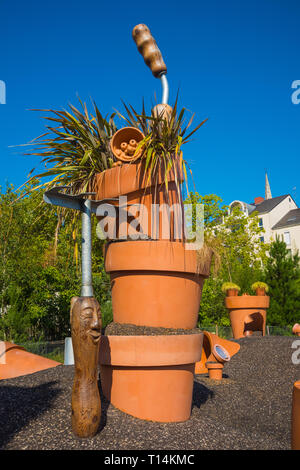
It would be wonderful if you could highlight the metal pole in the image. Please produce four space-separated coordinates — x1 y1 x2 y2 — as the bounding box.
81 198 93 297
160 73 169 105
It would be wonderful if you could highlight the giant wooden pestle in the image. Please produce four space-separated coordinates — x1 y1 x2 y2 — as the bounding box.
71 296 102 438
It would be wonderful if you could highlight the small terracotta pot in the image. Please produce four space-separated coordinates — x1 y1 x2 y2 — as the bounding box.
110 127 145 163
95 161 184 241
105 240 212 329
225 294 270 339
194 331 240 374
292 381 300 450
256 288 266 296
292 324 300 337
99 333 203 422
0 342 60 380
205 361 223 380
227 289 239 297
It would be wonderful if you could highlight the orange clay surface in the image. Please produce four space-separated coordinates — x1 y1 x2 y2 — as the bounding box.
99 334 203 422
225 294 270 339
0 342 61 380
205 361 224 380
195 331 240 374
104 240 210 329
95 162 183 241
292 380 300 450
110 127 145 162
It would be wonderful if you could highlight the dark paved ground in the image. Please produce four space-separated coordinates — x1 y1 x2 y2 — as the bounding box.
0 336 299 450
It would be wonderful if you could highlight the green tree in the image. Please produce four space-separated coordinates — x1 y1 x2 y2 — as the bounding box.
264 237 300 326
0 182 111 342
184 193 268 325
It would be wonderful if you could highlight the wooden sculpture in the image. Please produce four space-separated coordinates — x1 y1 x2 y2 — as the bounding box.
71 296 102 438
132 24 167 77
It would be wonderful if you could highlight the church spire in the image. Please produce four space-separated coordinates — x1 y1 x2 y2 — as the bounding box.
265 173 272 200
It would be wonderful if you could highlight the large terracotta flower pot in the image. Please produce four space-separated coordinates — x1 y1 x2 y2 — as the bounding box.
0 342 61 380
99 333 203 422
194 331 240 374
292 380 300 450
225 294 270 339
104 240 212 329
95 160 184 241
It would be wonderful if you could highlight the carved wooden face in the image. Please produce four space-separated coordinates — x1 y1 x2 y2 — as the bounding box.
71 297 102 345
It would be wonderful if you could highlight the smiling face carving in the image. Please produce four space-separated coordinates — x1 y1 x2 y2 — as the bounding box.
71 296 102 346
70 296 102 438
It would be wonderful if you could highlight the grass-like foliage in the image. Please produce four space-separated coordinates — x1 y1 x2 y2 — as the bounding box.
117 97 207 193
221 282 241 294
23 99 117 195
251 281 269 293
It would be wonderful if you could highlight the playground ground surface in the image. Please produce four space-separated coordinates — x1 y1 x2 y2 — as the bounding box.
0 335 298 450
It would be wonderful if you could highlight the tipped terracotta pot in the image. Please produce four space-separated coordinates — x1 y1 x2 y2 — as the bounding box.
104 240 212 329
0 342 61 380
194 331 240 374
95 160 184 241
292 324 300 337
99 333 203 422
225 294 269 339
205 361 223 380
110 127 145 163
292 381 300 450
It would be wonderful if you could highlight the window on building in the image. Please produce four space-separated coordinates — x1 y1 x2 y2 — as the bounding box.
259 218 263 227
283 231 291 245
260 236 264 243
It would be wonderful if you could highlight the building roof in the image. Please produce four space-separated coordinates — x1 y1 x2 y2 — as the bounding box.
251 195 289 214
272 208 300 230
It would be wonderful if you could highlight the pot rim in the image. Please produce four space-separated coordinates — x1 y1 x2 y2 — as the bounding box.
99 333 203 367
104 240 212 277
225 295 270 309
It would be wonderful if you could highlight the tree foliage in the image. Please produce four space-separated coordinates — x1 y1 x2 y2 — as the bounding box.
264 237 300 326
0 182 110 342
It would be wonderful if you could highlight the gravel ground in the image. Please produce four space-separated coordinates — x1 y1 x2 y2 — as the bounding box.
104 322 202 336
0 335 299 450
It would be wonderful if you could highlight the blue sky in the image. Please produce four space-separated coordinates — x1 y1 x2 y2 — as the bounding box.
0 0 299 205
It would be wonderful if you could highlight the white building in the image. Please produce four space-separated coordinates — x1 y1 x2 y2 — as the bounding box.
229 175 300 256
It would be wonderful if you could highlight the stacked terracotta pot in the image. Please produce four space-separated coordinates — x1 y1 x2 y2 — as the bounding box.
97 159 212 422
225 290 270 339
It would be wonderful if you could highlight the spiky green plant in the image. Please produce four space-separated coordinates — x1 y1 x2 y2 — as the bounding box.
23 99 117 196
116 97 207 194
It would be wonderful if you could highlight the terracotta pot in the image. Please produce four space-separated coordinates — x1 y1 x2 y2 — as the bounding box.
0 342 60 380
95 160 184 241
227 289 239 297
292 381 300 450
99 333 203 422
256 288 266 296
104 240 212 329
194 331 240 374
225 294 270 339
292 324 300 337
110 127 145 162
205 361 223 380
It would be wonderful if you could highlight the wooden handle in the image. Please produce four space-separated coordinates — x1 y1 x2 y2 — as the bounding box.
132 24 167 78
